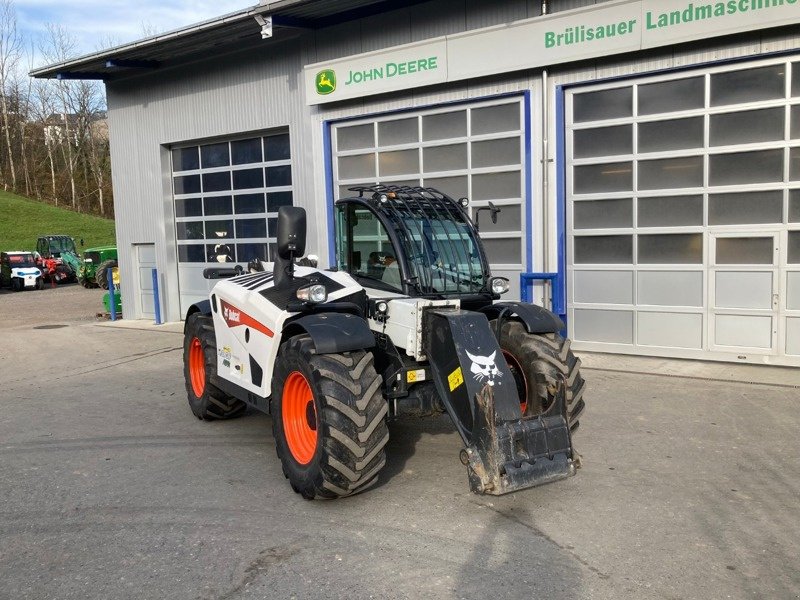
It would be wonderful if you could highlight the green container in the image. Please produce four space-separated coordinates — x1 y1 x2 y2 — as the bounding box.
103 290 123 315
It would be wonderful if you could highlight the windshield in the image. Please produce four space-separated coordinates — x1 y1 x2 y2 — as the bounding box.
49 238 76 254
8 254 36 268
393 211 486 295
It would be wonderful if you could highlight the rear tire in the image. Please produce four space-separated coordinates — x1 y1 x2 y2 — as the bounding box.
272 335 389 499
96 259 117 289
494 320 585 432
182 313 246 420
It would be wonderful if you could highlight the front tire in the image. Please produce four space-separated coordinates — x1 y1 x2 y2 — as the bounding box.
272 335 389 499
11 278 21 292
495 320 585 432
182 313 246 420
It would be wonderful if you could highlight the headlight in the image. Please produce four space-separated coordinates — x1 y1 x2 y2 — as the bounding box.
490 277 509 295
296 284 327 303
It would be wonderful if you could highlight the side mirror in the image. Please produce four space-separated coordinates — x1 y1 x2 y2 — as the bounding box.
277 206 306 260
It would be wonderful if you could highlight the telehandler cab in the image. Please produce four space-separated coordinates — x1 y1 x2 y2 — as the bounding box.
183 185 585 499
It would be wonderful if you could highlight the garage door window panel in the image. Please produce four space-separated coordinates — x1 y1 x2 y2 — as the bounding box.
234 193 265 215
708 191 783 225
236 218 267 239
338 124 375 151
173 147 199 171
471 103 520 134
638 195 703 227
638 118 703 153
422 110 467 141
573 125 631 158
177 221 204 240
265 166 291 187
711 65 785 106
574 162 632 194
202 196 232 216
710 108 784 147
233 168 264 190
788 232 800 264
574 198 632 229
574 235 632 264
231 138 262 164
423 144 467 173
638 156 703 190
573 87 632 122
202 171 231 192
792 106 800 139
709 150 783 186
264 134 291 161
715 237 774 265
471 138 521 168
638 77 704 115
174 175 200 195
379 118 418 146
638 233 702 264
178 245 206 263
176 197 202 218
201 143 230 168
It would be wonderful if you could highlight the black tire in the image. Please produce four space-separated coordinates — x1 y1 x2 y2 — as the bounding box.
182 312 247 420
11 278 21 292
272 335 389 500
494 320 585 432
36 277 44 290
79 274 96 288
96 259 118 289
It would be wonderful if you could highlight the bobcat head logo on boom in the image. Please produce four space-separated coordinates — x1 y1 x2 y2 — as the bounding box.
466 350 503 387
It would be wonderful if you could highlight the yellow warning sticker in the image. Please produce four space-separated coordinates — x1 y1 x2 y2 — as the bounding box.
448 367 464 392
406 369 426 383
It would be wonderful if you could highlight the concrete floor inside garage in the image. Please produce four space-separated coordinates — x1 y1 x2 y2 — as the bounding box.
0 286 798 600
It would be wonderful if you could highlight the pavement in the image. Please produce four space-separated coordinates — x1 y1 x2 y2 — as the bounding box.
1 286 798 599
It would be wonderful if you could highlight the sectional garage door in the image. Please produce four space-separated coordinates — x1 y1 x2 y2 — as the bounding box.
566 56 800 365
330 96 527 298
171 133 293 315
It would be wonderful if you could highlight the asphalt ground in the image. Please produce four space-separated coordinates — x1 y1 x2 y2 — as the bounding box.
1 286 798 599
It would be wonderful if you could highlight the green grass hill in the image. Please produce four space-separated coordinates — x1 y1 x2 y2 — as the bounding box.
0 191 116 253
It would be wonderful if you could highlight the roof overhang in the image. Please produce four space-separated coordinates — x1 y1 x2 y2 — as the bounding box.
30 0 423 80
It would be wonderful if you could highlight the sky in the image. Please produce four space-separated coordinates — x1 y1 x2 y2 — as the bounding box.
17 0 255 69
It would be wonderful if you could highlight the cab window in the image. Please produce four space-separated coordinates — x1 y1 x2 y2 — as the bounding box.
336 203 401 291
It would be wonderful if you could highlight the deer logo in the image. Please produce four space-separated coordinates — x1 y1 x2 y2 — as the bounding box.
315 69 336 95
466 350 503 387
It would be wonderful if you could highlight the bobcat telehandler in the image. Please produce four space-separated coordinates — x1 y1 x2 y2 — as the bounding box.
182 185 585 499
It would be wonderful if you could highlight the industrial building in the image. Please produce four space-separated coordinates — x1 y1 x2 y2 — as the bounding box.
32 0 800 365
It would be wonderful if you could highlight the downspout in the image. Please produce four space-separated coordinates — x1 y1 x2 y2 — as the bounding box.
540 0 551 308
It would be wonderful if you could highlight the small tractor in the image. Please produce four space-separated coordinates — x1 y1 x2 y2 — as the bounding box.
78 245 118 289
182 186 585 499
0 251 44 291
35 235 80 284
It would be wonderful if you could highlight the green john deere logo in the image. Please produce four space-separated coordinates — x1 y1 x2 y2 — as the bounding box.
315 69 336 95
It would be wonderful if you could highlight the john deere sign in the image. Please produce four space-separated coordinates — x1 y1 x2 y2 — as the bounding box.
315 70 336 95
305 40 447 105
304 0 800 105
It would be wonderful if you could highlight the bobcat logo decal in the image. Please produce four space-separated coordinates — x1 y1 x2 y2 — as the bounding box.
466 350 503 387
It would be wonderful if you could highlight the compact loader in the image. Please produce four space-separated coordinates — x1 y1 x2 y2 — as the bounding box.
182 185 585 499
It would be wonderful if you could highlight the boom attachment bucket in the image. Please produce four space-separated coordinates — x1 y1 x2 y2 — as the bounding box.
423 308 577 495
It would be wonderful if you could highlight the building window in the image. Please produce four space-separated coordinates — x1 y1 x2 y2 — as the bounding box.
172 133 292 265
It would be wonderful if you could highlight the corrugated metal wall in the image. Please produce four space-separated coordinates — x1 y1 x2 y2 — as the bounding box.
105 0 800 319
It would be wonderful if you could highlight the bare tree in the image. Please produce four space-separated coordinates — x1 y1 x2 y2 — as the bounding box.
0 0 22 189
41 23 79 208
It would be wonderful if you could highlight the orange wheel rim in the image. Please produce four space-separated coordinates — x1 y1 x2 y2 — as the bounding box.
502 350 528 414
283 371 318 465
189 337 206 398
